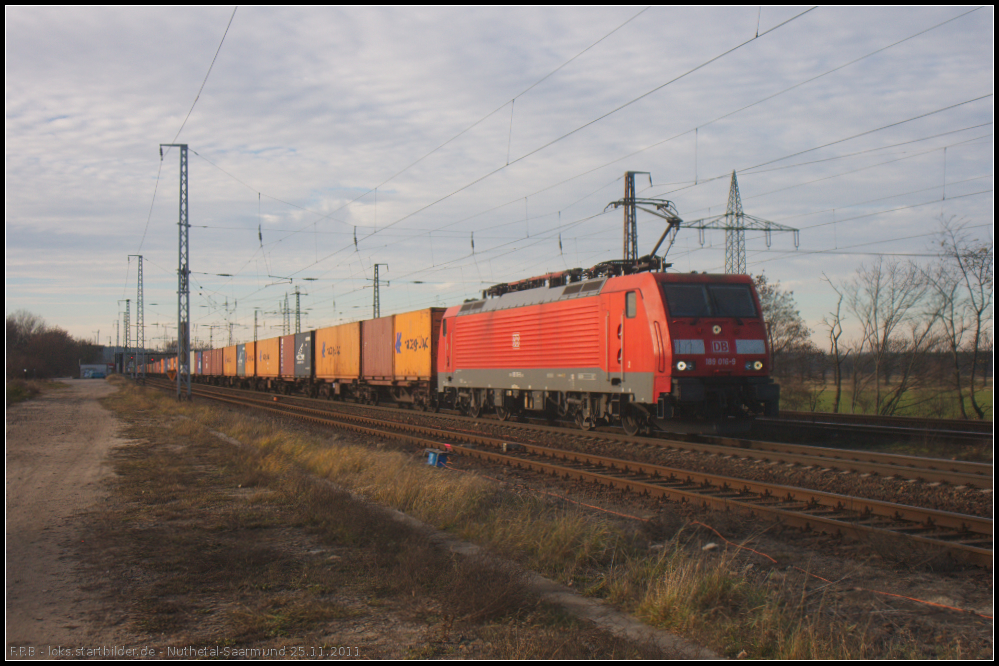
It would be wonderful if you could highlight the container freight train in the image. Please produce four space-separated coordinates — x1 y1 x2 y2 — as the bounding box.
148 266 779 434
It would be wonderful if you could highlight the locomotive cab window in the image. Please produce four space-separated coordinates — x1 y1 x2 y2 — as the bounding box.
442 318 447 336
708 285 756 317
663 283 756 318
663 285 709 317
626 292 637 318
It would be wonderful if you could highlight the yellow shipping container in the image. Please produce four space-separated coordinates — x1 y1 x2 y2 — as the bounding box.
245 341 256 377
223 345 238 377
393 308 444 380
256 337 280 377
315 322 361 379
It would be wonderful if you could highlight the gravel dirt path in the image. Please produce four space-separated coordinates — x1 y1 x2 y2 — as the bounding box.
6 379 140 658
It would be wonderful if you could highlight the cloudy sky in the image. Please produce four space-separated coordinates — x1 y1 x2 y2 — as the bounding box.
5 6 993 349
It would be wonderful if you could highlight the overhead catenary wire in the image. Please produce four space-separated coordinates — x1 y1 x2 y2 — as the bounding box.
200 5 821 302
188 6 653 246
171 6 238 144
740 93 994 173
502 6 989 207
191 5 817 281
163 8 989 333
127 7 237 298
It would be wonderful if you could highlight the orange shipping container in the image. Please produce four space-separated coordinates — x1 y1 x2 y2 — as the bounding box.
223 345 237 376
256 337 280 377
315 322 360 380
393 308 445 380
245 341 256 377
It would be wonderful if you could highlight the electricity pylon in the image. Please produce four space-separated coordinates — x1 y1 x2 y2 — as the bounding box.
685 171 799 274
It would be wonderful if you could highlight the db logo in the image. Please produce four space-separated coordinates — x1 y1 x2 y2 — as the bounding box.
712 340 729 353
512 333 521 349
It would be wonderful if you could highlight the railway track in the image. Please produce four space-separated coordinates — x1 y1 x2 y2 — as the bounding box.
163 380 993 490
761 411 993 448
778 410 994 434
144 379 993 568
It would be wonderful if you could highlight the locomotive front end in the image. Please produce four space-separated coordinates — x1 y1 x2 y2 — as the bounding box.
654 274 780 427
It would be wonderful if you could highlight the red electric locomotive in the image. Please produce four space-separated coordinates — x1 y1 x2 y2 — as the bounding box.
436 261 779 434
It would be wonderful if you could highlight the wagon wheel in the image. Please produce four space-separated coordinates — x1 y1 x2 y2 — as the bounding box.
496 405 511 421
574 410 593 432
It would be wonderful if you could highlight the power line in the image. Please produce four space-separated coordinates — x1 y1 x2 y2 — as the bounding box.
650 128 993 220
193 5 817 284
741 93 994 173
739 134 992 206
173 9 990 326
189 7 652 240
518 7 988 206
240 6 819 293
353 7 818 243
129 7 237 297
744 199 993 269
136 157 165 255
172 6 238 144
742 123 993 176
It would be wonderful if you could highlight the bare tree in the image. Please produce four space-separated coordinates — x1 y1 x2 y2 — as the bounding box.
926 217 994 419
752 273 813 379
6 310 103 379
6 309 47 350
843 258 939 416
821 276 847 413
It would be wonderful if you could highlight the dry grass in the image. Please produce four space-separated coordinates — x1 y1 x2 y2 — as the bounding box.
6 377 69 404
93 382 990 659
87 383 663 658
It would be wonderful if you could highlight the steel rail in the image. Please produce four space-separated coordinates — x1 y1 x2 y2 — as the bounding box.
766 410 994 434
176 383 993 568
150 378 993 489
758 418 990 446
698 435 992 489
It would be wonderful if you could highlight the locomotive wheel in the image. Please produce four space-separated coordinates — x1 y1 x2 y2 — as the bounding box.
468 400 482 419
621 412 641 437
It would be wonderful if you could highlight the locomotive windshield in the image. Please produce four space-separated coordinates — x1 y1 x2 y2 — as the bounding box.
662 283 757 318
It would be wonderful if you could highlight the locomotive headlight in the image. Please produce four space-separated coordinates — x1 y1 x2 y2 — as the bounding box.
712 325 722 335
676 360 694 371
754 360 764 371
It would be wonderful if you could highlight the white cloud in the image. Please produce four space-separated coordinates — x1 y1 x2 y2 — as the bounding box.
5 6 993 345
